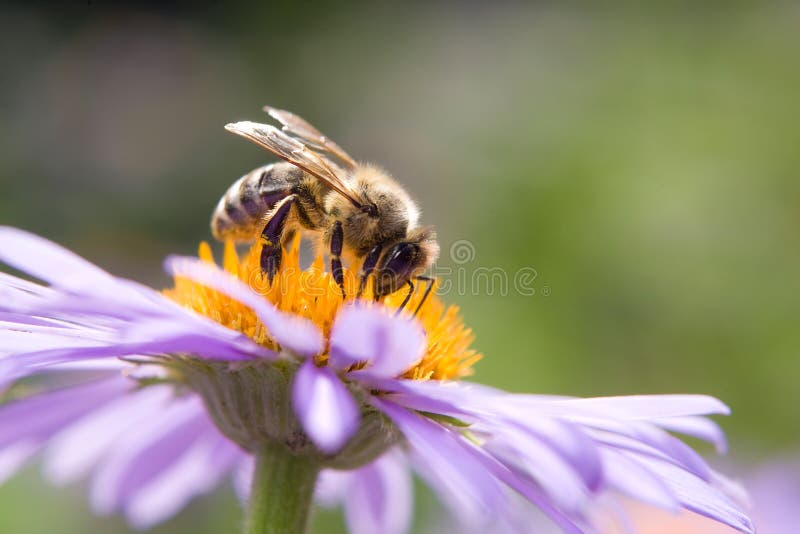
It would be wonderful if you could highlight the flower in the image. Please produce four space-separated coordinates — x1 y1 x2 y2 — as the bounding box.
0 226 754 533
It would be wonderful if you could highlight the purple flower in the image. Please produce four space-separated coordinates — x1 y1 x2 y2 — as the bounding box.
0 227 754 533
745 457 800 534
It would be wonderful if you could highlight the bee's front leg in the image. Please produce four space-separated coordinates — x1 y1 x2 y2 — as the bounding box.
357 244 382 299
260 194 298 283
330 221 346 298
395 280 415 316
412 275 435 317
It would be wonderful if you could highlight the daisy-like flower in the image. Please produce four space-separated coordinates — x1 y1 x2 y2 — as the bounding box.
0 226 754 533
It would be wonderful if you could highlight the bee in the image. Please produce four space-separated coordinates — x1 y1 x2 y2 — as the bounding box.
212 106 439 311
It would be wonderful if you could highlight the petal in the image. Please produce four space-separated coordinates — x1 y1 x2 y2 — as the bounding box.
0 373 131 483
342 449 413 534
528 395 731 419
0 441 39 484
393 382 718 482
0 226 113 290
124 430 242 529
372 398 507 525
631 454 755 533
651 416 728 454
599 448 679 511
374 378 748 532
165 256 324 357
480 424 591 512
292 359 359 454
381 380 605 494
460 443 587 534
329 303 425 377
43 386 176 485
233 456 255 504
0 373 131 449
89 395 208 515
315 470 349 508
0 236 272 385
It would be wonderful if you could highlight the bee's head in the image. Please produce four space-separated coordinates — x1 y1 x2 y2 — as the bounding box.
373 227 439 299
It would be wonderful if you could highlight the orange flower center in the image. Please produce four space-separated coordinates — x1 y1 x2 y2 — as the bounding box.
163 240 481 380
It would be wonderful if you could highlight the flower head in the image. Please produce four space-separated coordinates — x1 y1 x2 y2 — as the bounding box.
0 227 754 533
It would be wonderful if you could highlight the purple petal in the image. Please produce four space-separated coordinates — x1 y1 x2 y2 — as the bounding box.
459 441 587 534
124 430 242 529
373 378 748 532
0 373 131 483
0 227 113 290
480 424 591 512
0 271 55 296
315 469 350 507
166 256 324 358
0 441 39 484
89 395 209 515
44 386 176 484
0 249 273 386
489 391 718 482
0 318 272 389
530 395 730 419
341 449 413 534
747 459 800 533
599 448 679 510
329 303 425 377
0 373 131 449
381 380 604 494
292 359 359 454
372 397 507 525
632 453 755 533
582 418 713 481
651 416 728 453
233 456 255 504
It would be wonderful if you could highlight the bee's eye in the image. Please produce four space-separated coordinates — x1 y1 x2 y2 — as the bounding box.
373 242 421 298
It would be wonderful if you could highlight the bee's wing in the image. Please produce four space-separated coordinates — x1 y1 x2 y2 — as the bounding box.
225 121 363 208
264 106 357 169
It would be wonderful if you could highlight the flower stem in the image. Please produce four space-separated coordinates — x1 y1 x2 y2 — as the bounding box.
244 443 320 534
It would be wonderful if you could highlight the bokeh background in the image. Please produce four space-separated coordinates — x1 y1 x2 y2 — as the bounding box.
1 1 798 532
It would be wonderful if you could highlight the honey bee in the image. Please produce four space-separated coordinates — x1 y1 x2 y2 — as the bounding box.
212 106 439 311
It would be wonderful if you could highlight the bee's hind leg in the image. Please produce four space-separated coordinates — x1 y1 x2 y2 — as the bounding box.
260 194 298 283
330 221 346 298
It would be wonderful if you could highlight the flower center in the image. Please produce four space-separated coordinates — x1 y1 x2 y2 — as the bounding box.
163 240 481 380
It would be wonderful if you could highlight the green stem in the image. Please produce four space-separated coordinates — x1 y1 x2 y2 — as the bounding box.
244 443 320 534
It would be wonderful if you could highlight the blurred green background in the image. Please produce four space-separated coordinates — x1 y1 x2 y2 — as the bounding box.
1 1 798 532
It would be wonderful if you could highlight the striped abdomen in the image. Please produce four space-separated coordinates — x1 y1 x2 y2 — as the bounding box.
211 162 303 242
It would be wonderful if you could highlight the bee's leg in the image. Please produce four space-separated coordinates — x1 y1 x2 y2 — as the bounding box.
330 221 346 298
412 275 435 317
357 244 382 299
260 194 298 282
394 280 415 316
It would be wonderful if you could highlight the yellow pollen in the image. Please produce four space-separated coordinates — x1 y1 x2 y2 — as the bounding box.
163 240 481 380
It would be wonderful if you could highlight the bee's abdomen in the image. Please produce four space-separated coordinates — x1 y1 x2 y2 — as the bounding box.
211 162 301 242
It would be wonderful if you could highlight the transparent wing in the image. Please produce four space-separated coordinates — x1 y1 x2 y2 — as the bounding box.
264 106 357 169
225 121 363 207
